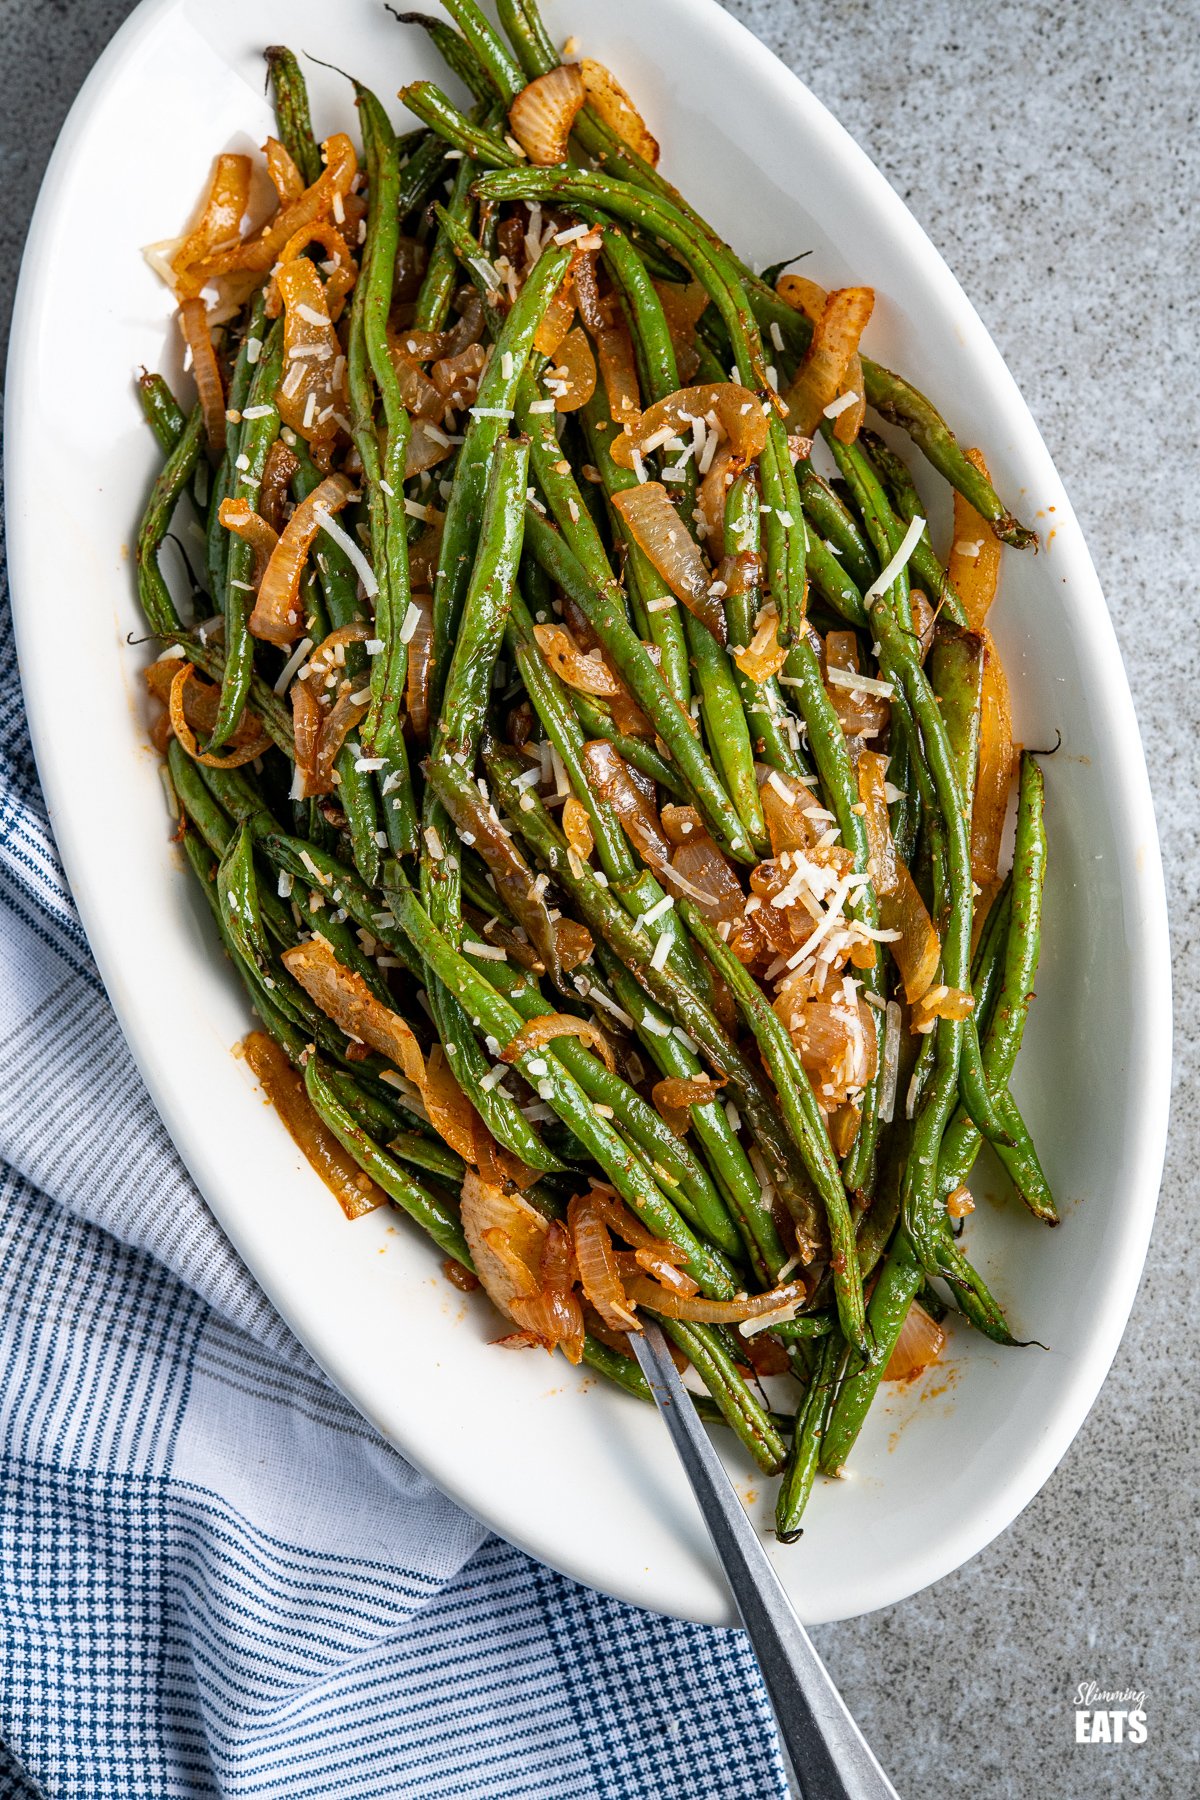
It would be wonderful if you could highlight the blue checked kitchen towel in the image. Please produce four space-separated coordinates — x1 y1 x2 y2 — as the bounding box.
0 462 789 1797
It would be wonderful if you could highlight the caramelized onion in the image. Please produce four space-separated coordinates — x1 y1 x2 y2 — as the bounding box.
547 325 597 413
948 448 1003 629
508 1219 584 1364
281 938 426 1082
883 1299 945 1381
259 439 300 534
291 677 322 788
167 664 270 767
241 1032 384 1219
568 1192 638 1331
194 133 358 282
579 58 659 166
611 382 768 473
264 136 304 205
308 682 370 796
562 796 594 862
593 316 641 426
783 286 874 438
582 739 672 876
734 608 788 684
218 498 278 586
500 1012 615 1072
878 859 941 1003
461 1169 551 1319
431 341 488 410
509 64 585 165
534 623 621 695
912 983 975 1033
146 656 264 753
856 748 898 896
972 631 1015 891
611 482 726 642
170 153 252 298
824 630 890 737
178 298 227 455
621 1272 807 1325
532 272 577 356
406 418 455 477
251 472 354 647
651 1076 724 1139
275 258 346 452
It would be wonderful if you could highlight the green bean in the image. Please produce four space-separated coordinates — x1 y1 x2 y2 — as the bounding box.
305 1058 472 1266
820 1234 922 1474
594 948 788 1283
566 691 685 796
678 900 869 1356
136 407 204 635
211 322 284 749
414 145 478 333
400 82 521 165
431 435 530 765
137 370 186 454
391 10 501 103
265 47 322 186
860 430 967 627
431 243 571 711
723 470 810 780
520 504 751 860
472 949 744 1262
483 749 818 1228
861 363 1036 549
662 1319 789 1476
435 0 524 101
494 0 557 80
351 86 420 857
776 1332 840 1539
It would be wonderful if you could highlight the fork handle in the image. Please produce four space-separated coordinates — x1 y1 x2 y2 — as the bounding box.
632 1324 900 1800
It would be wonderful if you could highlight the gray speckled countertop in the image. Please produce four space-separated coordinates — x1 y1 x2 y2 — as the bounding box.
2 2 1194 1795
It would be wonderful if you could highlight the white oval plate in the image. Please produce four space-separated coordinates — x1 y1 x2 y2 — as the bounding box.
6 0 1170 1626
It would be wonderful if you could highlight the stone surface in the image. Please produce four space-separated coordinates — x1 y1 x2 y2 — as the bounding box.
1 1 1194 1794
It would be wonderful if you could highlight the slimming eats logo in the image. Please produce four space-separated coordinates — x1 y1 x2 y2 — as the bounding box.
1073 1682 1148 1744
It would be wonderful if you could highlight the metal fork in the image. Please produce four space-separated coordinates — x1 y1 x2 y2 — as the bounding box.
629 1322 901 1800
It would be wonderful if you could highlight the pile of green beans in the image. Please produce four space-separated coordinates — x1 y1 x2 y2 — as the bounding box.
135 5 1054 1540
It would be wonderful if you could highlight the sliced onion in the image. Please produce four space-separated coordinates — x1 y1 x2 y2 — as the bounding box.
562 796 594 862
259 439 300 534
611 383 768 473
443 288 485 357
972 631 1015 891
281 937 427 1082
509 63 585 165
251 472 354 647
669 835 745 922
275 219 357 321
532 273 577 356
652 1076 724 1113
218 497 278 586
696 443 734 558
406 417 455 478
782 286 875 437
579 59 660 167
145 657 264 752
388 329 445 419
307 681 370 796
912 983 975 1032
241 1032 384 1220
621 1272 807 1325
878 859 941 1003
291 677 321 789
946 1185 975 1220
883 1299 945 1381
170 153 252 298
734 608 788 684
275 258 346 452
611 482 725 642
431 341 488 411
435 776 562 982
405 592 434 740
547 325 596 413
653 279 709 382
194 133 358 281
776 993 878 1104
774 272 828 323
554 918 594 973
567 1192 638 1331
534 623 621 695
582 739 674 876
461 1168 550 1319
856 747 898 896
500 1012 615 1073
948 448 1003 629
167 664 270 767
178 298 227 455
408 520 444 590
593 318 642 427
264 136 304 205
824 630 889 737
509 1219 584 1364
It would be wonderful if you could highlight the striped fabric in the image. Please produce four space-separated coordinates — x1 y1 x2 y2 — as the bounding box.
0 469 789 1797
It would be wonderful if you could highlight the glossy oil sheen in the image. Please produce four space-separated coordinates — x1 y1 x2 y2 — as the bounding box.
5 0 1170 1624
